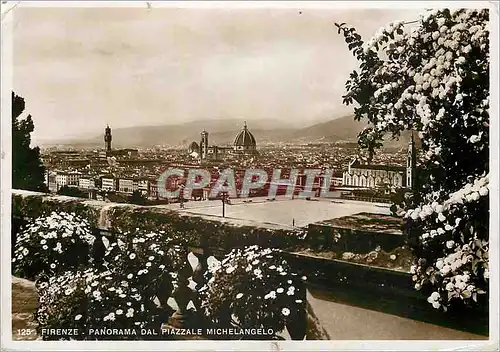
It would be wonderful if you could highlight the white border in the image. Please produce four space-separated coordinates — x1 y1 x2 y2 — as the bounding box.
1 1 499 351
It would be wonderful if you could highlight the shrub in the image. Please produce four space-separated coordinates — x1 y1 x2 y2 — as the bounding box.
199 245 306 336
337 8 489 311
408 174 489 310
12 211 95 279
35 230 183 340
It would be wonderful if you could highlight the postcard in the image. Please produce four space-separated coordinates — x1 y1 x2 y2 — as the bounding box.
1 1 498 350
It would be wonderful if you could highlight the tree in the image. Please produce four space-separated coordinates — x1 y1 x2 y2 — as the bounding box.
12 92 47 192
337 9 489 311
57 185 88 199
128 190 148 205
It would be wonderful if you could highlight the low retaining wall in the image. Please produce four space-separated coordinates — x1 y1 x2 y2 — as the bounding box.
11 190 306 251
283 252 488 336
307 224 405 253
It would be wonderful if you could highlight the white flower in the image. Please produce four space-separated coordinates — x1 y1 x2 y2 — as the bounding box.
236 293 243 299
104 312 116 321
281 308 291 316
469 135 481 144
126 308 134 318
40 239 47 245
116 309 123 315
148 256 155 260
42 245 48 250
74 314 83 321
50 263 56 269
479 187 488 196
277 288 284 294
446 240 455 249
129 253 136 260
226 266 236 274
127 274 133 279
446 282 454 291
264 291 277 300
146 262 152 267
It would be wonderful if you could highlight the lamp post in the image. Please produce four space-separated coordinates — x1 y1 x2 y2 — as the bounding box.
221 190 228 218
179 184 185 209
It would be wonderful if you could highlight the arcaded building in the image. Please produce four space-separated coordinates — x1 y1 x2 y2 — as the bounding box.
342 135 417 190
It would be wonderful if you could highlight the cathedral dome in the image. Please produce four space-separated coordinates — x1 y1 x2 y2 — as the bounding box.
188 141 199 153
233 122 256 148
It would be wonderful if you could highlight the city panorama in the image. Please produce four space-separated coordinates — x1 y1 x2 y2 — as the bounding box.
4 2 494 349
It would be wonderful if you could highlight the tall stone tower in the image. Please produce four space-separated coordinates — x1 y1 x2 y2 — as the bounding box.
200 130 209 160
105 125 112 152
406 131 417 189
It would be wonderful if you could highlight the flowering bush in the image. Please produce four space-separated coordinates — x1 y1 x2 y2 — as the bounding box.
408 174 489 310
12 212 96 279
35 230 183 340
199 245 306 335
337 9 489 311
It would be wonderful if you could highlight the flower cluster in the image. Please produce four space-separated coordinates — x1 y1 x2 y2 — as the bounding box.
200 245 306 334
34 227 182 340
407 173 489 310
338 8 489 312
13 212 95 279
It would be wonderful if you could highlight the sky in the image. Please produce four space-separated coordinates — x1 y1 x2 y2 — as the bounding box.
12 4 423 144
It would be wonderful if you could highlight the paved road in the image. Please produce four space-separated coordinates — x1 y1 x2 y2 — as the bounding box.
306 287 486 340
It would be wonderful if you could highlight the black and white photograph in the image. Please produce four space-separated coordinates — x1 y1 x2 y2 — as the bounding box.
1 1 498 350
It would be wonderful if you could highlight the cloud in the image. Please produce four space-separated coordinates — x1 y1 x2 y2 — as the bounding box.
12 6 423 143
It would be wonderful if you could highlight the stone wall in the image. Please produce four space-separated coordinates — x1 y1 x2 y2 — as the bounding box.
307 224 406 253
11 190 306 253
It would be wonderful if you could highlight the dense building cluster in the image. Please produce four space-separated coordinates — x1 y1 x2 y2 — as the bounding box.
43 125 412 202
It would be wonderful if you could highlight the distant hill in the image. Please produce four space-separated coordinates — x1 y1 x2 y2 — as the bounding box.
292 115 366 142
39 115 417 149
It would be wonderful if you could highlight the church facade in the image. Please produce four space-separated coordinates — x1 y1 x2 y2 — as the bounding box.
342 134 417 190
190 122 258 162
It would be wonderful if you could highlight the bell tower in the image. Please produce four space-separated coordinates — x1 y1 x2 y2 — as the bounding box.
406 131 417 189
105 125 112 152
200 130 209 160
